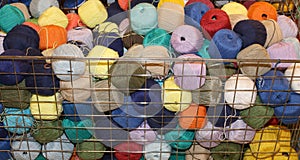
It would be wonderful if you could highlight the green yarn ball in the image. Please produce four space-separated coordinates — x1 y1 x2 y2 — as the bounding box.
210 142 242 160
0 4 25 33
62 118 93 144
143 28 171 49
31 120 64 144
76 139 106 160
164 125 195 150
25 18 39 25
35 153 47 160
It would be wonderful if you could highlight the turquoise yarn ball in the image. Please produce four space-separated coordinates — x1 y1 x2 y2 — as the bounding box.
197 39 211 58
164 125 195 150
143 28 171 49
62 118 93 144
0 5 25 33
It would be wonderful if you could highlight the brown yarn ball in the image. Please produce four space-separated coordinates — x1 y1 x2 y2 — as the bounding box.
122 31 144 49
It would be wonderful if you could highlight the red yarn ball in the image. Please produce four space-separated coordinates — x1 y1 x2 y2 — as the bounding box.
114 142 143 160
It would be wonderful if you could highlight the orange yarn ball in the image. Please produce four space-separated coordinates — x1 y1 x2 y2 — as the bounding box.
118 0 132 10
23 21 41 33
179 103 207 129
247 2 277 21
66 13 85 31
38 25 67 50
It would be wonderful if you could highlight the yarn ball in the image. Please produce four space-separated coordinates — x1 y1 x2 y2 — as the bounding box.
240 96 274 129
243 146 298 160
109 60 146 94
277 15 298 38
225 119 255 144
11 134 41 160
67 40 91 57
86 45 119 79
144 139 172 160
197 38 210 58
185 0 214 9
42 134 74 160
214 104 241 127
210 142 242 160
171 25 204 54
3 107 34 134
66 13 85 31
59 0 85 9
111 105 144 129
233 19 267 49
267 41 298 68
282 37 300 59
164 125 195 150
243 0 255 9
0 4 25 33
122 30 144 49
38 24 67 50
206 62 237 81
22 21 40 35
228 14 248 29
76 139 105 160
130 3 157 35
62 118 93 144
157 2 185 32
10 2 31 20
261 19 283 48
93 32 124 57
129 121 157 145
68 27 93 50
30 93 63 120
78 0 108 28
157 0 184 8
0 80 31 109
256 69 290 105
195 121 224 148
29 0 59 18
221 2 247 16
285 63 300 93
93 21 119 34
107 2 124 18
59 70 91 103
185 142 210 160
208 29 242 59
0 49 30 85
62 98 93 122
114 142 143 160
0 121 8 139
38 6 68 28
237 44 272 78
35 153 47 160
169 149 186 160
184 2 210 25
179 103 206 129
0 32 5 54
31 119 64 144
0 136 12 159
25 17 39 25
200 9 231 38
224 74 257 110
162 76 192 112
247 1 277 21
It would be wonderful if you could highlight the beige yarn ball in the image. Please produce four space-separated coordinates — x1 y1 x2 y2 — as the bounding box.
185 142 211 160
157 2 184 32
261 19 283 48
228 14 248 29
11 3 31 20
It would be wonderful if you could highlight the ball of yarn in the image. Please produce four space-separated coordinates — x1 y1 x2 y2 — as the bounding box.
179 103 206 129
62 98 93 122
195 121 224 148
282 37 300 58
0 136 12 159
93 32 124 57
206 62 237 81
169 149 186 160
185 0 214 9
67 27 93 50
42 134 74 160
59 0 85 9
76 138 105 159
157 0 184 8
59 70 91 103
164 125 195 150
184 2 210 25
11 134 41 160
277 15 298 38
197 38 210 58
62 118 93 144
225 119 255 144
29 0 59 18
25 17 39 25
214 104 241 127
285 63 300 93
243 0 255 9
3 107 34 134
0 121 8 139
114 142 143 160
0 4 25 33
0 80 31 108
210 142 242 160
144 139 172 160
247 1 277 21
267 41 298 68
130 3 157 35
31 119 63 144
66 13 85 31
107 2 124 18
233 19 267 49
185 142 211 160
237 44 272 78
38 6 68 28
30 93 63 120
261 19 283 48
228 14 248 29
224 74 257 110
23 21 41 33
200 9 231 38
157 2 184 32
78 0 107 28
171 25 204 54
38 25 67 50
240 96 274 129
67 40 90 57
129 121 157 145
256 69 290 105
10 2 31 20
221 2 247 16
122 30 144 49
162 76 192 111
208 29 242 59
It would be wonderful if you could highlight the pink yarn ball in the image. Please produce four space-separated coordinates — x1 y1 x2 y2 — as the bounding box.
195 121 225 148
226 119 255 144
129 121 157 145
277 15 298 38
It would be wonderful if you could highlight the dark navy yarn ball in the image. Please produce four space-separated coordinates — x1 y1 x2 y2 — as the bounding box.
6 0 32 6
107 2 126 19
93 32 124 57
62 98 93 122
0 136 12 160
59 0 85 8
184 2 210 25
130 0 159 8
0 104 8 138
214 104 240 127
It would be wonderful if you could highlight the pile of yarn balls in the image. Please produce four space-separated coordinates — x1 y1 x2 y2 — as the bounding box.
0 0 299 159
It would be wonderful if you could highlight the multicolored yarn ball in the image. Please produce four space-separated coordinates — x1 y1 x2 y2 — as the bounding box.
221 2 247 16
224 74 257 110
0 4 25 33
0 136 12 159
261 19 283 48
256 69 290 105
210 142 242 160
208 29 242 59
179 103 206 129
38 24 67 50
66 13 85 31
10 2 31 20
76 138 105 160
185 0 214 9
78 0 108 28
3 107 34 134
185 142 211 160
233 19 267 49
130 3 157 35
67 27 93 50
164 125 195 150
225 119 255 144
0 80 31 109
277 15 298 38
31 119 64 144
282 37 300 58
171 25 204 54
11 134 41 160
62 118 93 144
29 0 59 18
200 9 231 38
30 93 63 120
38 6 68 28
129 121 157 145
157 2 185 32
62 98 93 122
228 14 248 29
144 138 172 160
184 2 210 25
114 141 143 160
111 104 144 129
195 121 224 148
247 1 278 21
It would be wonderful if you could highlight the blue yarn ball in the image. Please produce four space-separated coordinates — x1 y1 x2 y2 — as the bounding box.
256 69 290 105
274 92 300 124
111 105 144 130
208 29 242 59
184 2 210 25
59 0 85 8
233 19 267 49
93 32 124 57
0 136 12 160
214 104 240 127
0 49 30 85
62 98 93 122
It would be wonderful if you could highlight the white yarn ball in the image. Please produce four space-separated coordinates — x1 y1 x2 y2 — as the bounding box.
42 134 74 160
29 0 59 18
52 44 86 81
67 27 93 50
224 74 257 110
226 119 255 144
144 139 171 160
11 134 41 160
285 63 300 94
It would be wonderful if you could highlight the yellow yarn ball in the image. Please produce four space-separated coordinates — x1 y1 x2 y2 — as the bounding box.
38 6 68 28
221 2 248 16
94 21 119 34
157 0 184 8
